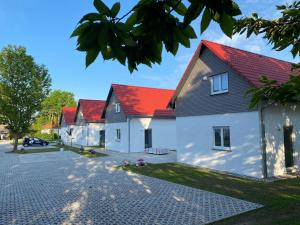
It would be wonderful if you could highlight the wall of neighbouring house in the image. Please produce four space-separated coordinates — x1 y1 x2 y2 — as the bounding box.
176 111 263 178
263 104 300 177
105 121 129 152
60 125 75 145
129 117 176 152
73 123 104 146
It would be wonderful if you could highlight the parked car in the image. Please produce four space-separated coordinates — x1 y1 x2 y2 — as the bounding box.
23 137 49 147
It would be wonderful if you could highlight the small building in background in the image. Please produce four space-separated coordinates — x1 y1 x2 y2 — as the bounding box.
41 123 59 134
73 99 106 147
59 106 77 145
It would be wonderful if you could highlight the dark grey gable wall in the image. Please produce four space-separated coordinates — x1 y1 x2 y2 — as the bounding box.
176 47 255 117
105 91 127 123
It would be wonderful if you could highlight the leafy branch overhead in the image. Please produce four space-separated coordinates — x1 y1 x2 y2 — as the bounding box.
71 0 241 72
234 1 300 58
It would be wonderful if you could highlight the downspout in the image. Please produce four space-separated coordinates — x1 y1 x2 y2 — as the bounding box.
86 123 89 147
259 103 268 178
128 118 131 153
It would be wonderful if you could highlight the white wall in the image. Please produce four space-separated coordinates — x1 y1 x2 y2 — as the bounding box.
105 122 129 152
264 104 300 177
177 111 263 178
73 123 105 146
59 125 76 145
129 118 176 152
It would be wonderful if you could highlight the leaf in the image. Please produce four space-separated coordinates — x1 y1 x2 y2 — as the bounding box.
174 28 190 48
201 8 211 33
111 2 121 17
184 2 204 26
79 13 101 23
70 22 90 38
125 11 138 28
220 13 234 37
173 2 187 16
93 0 110 15
182 25 197 39
86 49 100 67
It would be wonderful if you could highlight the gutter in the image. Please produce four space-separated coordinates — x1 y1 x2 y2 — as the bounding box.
259 103 268 178
128 118 131 153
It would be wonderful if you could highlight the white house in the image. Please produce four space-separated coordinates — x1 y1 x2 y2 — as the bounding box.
169 40 299 179
103 84 176 153
73 99 106 147
59 106 77 145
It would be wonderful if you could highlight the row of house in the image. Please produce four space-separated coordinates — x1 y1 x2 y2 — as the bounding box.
59 40 300 179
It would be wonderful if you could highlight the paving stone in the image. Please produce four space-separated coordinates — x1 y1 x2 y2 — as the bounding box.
0 142 262 225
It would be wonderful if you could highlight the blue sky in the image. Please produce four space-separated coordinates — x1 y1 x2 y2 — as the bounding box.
0 0 298 100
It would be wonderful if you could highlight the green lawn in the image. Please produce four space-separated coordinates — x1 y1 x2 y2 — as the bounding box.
7 148 60 154
122 163 300 225
55 144 107 158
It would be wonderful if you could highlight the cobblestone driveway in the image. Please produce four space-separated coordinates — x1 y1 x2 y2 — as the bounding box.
0 142 262 225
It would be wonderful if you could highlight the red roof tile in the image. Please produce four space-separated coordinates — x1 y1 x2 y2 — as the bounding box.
61 106 77 125
110 84 175 117
171 40 293 104
77 99 106 123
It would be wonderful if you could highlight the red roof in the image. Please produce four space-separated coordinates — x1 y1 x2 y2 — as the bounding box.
171 40 293 103
108 84 175 117
61 106 77 125
77 99 106 123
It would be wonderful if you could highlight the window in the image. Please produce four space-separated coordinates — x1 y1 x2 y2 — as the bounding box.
213 127 231 150
115 103 121 113
116 129 121 141
211 73 228 94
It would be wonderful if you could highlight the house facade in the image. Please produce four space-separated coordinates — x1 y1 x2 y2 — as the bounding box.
59 106 77 145
103 84 176 153
73 99 106 147
169 40 299 178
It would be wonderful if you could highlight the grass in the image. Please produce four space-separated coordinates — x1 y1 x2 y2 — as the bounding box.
7 148 60 154
55 144 107 158
122 163 300 225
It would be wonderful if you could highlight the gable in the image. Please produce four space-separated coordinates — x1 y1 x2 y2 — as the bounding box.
105 91 127 123
176 47 254 117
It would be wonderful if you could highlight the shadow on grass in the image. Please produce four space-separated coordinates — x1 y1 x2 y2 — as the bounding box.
122 163 300 225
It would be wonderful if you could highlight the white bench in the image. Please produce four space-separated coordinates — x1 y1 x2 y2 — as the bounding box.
145 148 169 155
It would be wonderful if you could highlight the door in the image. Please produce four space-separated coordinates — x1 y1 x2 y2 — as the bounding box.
99 130 105 148
145 129 152 149
284 126 294 168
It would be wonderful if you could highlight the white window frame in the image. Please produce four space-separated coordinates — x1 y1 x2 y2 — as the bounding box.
115 103 121 113
213 126 231 151
116 129 121 141
211 72 229 95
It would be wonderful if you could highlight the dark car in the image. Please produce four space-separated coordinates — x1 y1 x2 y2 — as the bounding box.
23 137 49 147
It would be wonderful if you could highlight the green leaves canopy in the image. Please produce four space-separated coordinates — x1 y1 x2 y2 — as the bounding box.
72 0 241 72
0 45 51 149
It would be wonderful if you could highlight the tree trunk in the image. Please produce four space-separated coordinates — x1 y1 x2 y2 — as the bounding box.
13 134 18 151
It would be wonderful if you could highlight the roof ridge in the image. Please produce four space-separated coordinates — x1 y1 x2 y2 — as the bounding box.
202 39 292 64
112 83 175 92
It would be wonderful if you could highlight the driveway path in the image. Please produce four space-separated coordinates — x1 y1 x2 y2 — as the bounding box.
0 142 261 225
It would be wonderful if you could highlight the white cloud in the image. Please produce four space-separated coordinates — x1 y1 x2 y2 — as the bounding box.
213 33 265 54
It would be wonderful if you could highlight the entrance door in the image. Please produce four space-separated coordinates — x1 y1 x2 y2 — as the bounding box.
284 126 294 168
99 130 105 148
145 129 152 149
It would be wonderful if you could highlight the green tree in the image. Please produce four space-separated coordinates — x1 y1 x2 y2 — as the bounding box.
234 1 300 108
0 46 51 151
39 90 77 126
71 0 241 71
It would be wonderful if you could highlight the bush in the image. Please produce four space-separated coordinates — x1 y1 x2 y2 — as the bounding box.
34 132 59 141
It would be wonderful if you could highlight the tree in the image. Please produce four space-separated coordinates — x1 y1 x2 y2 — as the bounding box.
0 46 51 151
234 1 300 108
71 0 241 72
39 90 77 126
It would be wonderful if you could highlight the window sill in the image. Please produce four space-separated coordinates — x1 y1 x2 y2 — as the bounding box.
210 91 229 96
212 147 231 152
